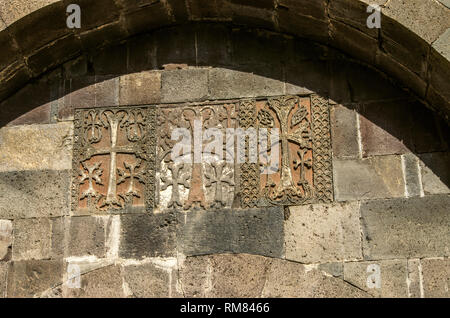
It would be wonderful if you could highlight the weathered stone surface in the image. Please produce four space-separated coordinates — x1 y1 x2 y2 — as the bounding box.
262 258 369 298
421 258 450 298
343 260 408 298
68 217 106 258
333 156 405 201
329 19 378 65
407 259 422 298
179 254 272 298
155 27 196 67
13 217 64 261
402 153 422 197
0 0 59 26
382 0 450 44
358 101 412 157
330 104 359 158
123 260 180 298
0 262 6 298
209 68 257 99
0 220 12 261
196 24 232 66
419 152 450 194
161 69 208 103
6 104 51 126
285 202 362 263
330 60 404 104
285 59 329 95
0 170 71 219
433 28 450 60
120 213 177 259
0 123 73 172
361 195 450 260
156 103 237 212
119 72 161 105
72 106 156 214
64 264 124 298
7 260 63 298
177 208 284 257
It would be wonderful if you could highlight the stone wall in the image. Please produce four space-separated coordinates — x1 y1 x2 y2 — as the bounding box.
0 24 449 298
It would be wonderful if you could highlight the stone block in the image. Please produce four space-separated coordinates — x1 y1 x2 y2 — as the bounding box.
0 220 12 261
161 69 208 103
277 10 328 44
13 217 64 261
262 258 369 298
361 195 450 260
0 123 73 172
343 259 409 297
68 216 106 258
155 27 196 67
333 156 405 201
123 260 180 297
375 52 427 99
0 262 6 298
0 0 59 26
402 153 422 197
358 100 413 157
0 170 71 219
122 1 172 35
285 202 362 263
119 71 161 105
421 258 450 298
7 104 51 127
64 264 124 298
7 260 63 298
329 19 378 65
126 34 157 72
330 104 360 159
329 60 406 104
382 0 450 44
179 254 272 298
92 43 128 75
120 213 177 259
278 0 326 21
285 59 329 95
177 208 284 257
419 152 450 195
328 0 380 38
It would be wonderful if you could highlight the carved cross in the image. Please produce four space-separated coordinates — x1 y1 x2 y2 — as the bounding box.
205 161 235 208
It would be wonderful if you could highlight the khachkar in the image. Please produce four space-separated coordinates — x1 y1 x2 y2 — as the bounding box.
238 94 333 207
72 94 332 213
72 107 156 214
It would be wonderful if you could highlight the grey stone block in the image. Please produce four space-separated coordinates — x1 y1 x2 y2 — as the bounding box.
68 216 106 258
343 259 409 298
177 207 284 257
7 260 63 298
208 68 256 100
333 156 405 201
13 217 65 261
421 258 450 298
161 69 208 103
330 104 360 159
419 152 450 195
179 254 272 298
120 212 177 259
285 202 362 263
361 195 450 260
0 170 71 219
123 262 180 298
64 264 124 298
402 153 422 197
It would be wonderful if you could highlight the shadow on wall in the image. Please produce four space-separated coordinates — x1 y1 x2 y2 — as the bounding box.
0 23 448 189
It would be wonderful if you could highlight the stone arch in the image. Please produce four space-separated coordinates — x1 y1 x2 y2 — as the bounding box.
0 0 449 121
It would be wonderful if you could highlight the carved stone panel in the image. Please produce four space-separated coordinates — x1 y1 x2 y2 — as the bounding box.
156 103 238 212
238 95 333 207
72 107 156 214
